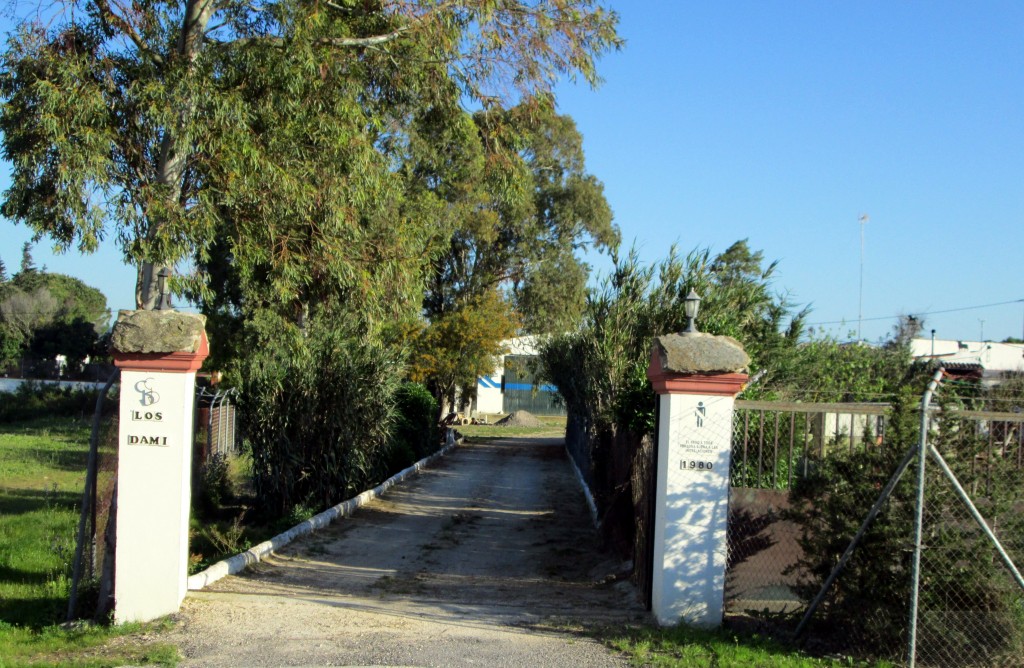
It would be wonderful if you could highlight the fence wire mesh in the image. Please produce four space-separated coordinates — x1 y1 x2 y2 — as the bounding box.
725 378 1024 667
912 398 1024 667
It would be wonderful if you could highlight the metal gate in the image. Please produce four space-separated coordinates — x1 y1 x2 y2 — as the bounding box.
501 354 566 416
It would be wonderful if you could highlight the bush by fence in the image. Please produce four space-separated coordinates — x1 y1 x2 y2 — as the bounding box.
0 381 117 423
729 383 1024 667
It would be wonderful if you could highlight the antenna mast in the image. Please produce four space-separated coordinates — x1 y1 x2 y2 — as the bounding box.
858 214 869 341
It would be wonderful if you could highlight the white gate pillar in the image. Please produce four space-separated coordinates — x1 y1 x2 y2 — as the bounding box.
646 331 749 627
110 310 208 623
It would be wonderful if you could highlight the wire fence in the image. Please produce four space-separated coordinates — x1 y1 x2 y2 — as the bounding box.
195 387 240 459
725 378 1024 667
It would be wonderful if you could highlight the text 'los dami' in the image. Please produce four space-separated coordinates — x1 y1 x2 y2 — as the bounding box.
127 435 169 447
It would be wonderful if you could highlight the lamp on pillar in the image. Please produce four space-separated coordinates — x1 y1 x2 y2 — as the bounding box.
155 268 173 311
683 289 701 334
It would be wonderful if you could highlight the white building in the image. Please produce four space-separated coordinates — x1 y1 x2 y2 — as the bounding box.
473 336 563 416
911 338 1024 384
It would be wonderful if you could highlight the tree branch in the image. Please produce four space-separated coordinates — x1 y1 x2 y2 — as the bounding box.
92 0 165 67
221 24 413 50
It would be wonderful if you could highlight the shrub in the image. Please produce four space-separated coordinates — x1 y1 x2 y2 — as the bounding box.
390 382 439 461
197 453 232 514
786 389 1024 662
239 316 402 517
0 382 115 422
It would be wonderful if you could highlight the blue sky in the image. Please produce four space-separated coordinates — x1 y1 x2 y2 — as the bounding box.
2 1 1023 343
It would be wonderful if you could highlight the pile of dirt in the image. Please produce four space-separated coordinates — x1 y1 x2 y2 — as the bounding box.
495 410 544 428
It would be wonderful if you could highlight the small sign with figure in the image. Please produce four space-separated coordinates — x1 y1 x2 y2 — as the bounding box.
647 330 749 627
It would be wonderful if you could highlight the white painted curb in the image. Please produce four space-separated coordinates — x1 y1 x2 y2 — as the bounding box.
187 433 459 591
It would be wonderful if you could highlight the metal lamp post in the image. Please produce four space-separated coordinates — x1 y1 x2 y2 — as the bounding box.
155 268 174 311
683 289 701 334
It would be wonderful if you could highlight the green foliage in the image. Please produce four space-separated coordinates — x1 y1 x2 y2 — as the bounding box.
192 514 250 568
238 316 402 516
196 453 232 515
771 338 915 402
601 623 882 667
0 267 111 366
421 104 618 333
538 243 806 553
19 242 35 275
0 383 112 423
2 0 620 528
29 318 104 370
540 242 805 444
0 322 23 366
409 289 518 415
785 391 919 653
388 382 440 466
1 0 620 307
786 389 1024 662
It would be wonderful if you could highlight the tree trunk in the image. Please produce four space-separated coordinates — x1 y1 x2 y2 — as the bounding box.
135 0 215 309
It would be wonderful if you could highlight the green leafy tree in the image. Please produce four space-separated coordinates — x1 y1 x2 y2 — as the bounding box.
0 254 8 283
2 0 620 517
0 268 110 368
401 102 615 419
0 285 58 342
0 271 110 333
1 0 621 309
18 242 35 275
514 249 590 335
408 288 519 417
421 105 617 331
0 322 22 366
29 317 102 369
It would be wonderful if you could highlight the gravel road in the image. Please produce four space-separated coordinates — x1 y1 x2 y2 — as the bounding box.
169 437 648 667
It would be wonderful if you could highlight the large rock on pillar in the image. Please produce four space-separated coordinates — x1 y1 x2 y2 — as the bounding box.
110 310 208 623
646 331 749 627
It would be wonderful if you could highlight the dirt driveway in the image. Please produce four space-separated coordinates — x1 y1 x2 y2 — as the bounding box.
170 437 647 667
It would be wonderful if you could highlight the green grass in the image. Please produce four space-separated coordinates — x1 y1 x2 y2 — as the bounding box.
460 414 567 440
602 624 895 668
0 417 178 666
0 418 92 628
0 620 179 667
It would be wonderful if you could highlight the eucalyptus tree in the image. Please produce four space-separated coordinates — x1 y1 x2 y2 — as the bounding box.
2 0 621 513
1 0 621 311
406 103 616 411
421 104 618 330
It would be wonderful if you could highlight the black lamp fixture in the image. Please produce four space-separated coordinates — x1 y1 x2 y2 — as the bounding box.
155 268 173 311
683 289 701 334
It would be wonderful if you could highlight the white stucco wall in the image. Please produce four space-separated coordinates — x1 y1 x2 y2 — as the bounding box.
911 338 1024 377
471 336 543 415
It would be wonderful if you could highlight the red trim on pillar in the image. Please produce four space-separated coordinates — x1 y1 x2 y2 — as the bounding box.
113 332 209 374
646 346 748 396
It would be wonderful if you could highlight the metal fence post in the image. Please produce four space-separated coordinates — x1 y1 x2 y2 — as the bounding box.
908 369 944 668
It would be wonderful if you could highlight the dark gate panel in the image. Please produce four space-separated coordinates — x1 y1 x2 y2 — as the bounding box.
501 355 566 416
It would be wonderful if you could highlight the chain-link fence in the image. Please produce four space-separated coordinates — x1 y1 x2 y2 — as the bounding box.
726 375 1024 667
908 377 1024 667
